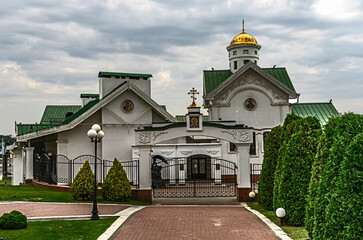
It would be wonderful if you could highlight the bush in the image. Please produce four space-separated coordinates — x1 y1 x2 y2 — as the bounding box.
102 158 132 202
70 160 95 201
0 210 27 229
305 116 339 238
273 114 301 210
258 125 282 210
277 117 321 226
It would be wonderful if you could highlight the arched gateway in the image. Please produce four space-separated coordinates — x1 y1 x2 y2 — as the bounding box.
134 104 253 202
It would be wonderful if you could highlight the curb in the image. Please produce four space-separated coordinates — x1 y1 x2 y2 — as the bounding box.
241 203 292 240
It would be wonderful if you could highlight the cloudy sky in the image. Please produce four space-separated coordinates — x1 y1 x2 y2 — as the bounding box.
1 0 362 135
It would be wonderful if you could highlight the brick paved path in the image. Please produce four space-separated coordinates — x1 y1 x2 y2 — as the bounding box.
114 205 279 240
0 202 128 217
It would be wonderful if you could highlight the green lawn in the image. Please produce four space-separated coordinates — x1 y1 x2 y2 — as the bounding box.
0 217 118 240
0 185 150 206
0 178 11 185
247 202 309 240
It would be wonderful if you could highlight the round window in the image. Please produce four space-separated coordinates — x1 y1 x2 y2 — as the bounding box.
121 100 134 113
244 98 257 111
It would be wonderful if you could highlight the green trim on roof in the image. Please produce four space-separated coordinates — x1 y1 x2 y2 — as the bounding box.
40 105 82 124
98 72 152 78
80 93 99 98
62 99 100 124
175 115 209 122
203 68 295 95
17 123 59 136
292 102 339 126
160 105 167 111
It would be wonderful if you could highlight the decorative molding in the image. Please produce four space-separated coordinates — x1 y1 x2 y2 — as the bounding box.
153 131 168 141
161 150 174 156
180 150 193 155
207 149 220 155
134 151 140 156
138 132 151 144
221 130 250 142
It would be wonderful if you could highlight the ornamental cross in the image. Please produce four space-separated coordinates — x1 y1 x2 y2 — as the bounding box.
188 87 199 105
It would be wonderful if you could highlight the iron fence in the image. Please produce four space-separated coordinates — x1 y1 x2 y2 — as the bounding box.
250 163 262 193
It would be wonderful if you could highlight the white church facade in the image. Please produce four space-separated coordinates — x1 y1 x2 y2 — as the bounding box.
14 24 339 202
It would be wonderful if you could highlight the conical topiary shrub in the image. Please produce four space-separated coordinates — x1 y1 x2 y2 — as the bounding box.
70 160 95 200
102 158 132 202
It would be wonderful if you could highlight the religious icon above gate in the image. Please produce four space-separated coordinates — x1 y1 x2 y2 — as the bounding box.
186 87 203 131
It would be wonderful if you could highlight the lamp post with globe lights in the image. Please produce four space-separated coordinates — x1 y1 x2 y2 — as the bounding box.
87 124 104 220
276 207 286 226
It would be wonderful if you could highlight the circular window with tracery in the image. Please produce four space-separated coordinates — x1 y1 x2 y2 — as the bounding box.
244 98 257 111
121 100 134 113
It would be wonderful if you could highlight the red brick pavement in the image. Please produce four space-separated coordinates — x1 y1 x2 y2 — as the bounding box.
0 202 128 217
114 205 279 240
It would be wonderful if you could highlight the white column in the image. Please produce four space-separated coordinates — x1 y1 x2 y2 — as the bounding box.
138 145 152 189
169 159 176 185
25 147 35 180
178 158 186 185
12 148 24 185
236 143 251 188
214 158 221 184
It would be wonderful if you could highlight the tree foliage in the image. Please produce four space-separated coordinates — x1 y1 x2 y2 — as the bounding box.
277 117 321 226
70 160 95 201
258 125 282 210
102 158 132 202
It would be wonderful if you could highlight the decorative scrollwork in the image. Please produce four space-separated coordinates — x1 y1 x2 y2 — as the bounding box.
153 131 168 141
161 150 174 156
138 132 151 144
180 150 193 155
221 130 250 142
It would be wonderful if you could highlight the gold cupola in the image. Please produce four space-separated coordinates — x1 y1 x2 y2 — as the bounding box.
228 21 260 47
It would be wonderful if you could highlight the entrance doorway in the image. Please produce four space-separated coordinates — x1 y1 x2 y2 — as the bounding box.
187 155 211 180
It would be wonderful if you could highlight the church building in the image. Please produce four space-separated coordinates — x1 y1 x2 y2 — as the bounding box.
14 23 339 202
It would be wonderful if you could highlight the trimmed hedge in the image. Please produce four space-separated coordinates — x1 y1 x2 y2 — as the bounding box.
273 114 301 210
313 113 363 239
305 116 339 238
70 160 95 201
102 158 132 202
0 210 27 229
277 116 321 226
258 125 282 210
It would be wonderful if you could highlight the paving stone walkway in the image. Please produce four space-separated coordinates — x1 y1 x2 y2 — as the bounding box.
0 202 128 218
113 205 279 240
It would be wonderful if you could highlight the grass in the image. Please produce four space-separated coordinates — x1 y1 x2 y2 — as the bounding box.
0 185 151 206
0 177 11 185
247 202 309 240
0 217 118 240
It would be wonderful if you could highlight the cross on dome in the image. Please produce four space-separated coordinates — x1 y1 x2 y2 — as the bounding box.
188 87 200 108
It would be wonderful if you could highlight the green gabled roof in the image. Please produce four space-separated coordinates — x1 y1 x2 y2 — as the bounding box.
40 105 82 124
80 93 99 98
98 71 152 78
175 115 209 122
203 68 295 95
17 123 59 136
292 102 339 126
62 99 100 124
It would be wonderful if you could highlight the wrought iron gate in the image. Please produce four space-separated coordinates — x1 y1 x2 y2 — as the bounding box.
152 157 237 198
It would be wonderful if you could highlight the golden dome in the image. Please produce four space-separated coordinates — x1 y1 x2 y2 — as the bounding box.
229 31 259 47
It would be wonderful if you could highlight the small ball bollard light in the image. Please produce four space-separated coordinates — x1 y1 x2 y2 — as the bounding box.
249 191 256 202
276 208 286 226
87 124 104 221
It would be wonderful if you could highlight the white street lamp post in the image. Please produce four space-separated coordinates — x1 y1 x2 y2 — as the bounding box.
276 207 286 226
87 124 104 221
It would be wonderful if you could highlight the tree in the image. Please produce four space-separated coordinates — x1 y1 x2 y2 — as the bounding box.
277 117 321 226
273 114 301 210
305 116 339 238
102 158 132 202
70 160 95 200
258 125 282 210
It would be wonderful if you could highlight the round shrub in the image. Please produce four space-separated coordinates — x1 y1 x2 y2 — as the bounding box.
258 125 282 210
277 116 321 226
70 160 95 200
102 158 132 202
0 210 27 230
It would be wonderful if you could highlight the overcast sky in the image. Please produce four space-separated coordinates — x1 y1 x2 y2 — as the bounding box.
1 0 362 135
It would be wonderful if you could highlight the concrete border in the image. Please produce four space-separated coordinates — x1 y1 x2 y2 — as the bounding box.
97 205 146 240
241 203 292 240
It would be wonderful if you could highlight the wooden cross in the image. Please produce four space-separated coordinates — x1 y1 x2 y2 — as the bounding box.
188 87 199 105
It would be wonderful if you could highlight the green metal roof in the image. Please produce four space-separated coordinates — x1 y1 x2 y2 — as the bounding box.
40 105 82 124
62 99 100 124
160 105 167 111
98 71 152 78
203 68 295 95
292 102 339 126
80 93 99 98
175 115 209 122
16 123 59 136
